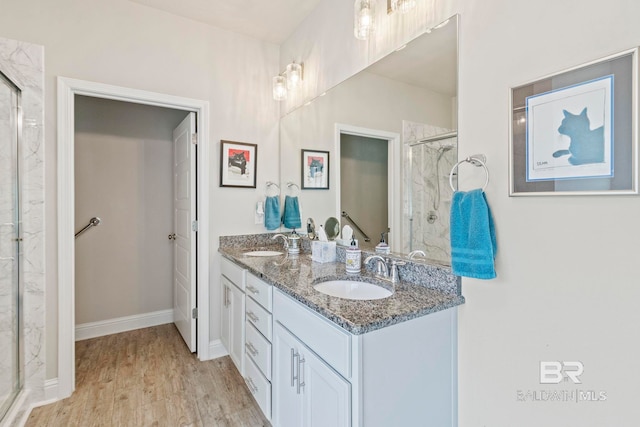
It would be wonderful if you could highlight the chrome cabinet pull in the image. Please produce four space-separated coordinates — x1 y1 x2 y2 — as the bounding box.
245 342 258 357
297 356 306 394
247 311 259 323
246 285 259 295
245 376 258 394
291 348 298 387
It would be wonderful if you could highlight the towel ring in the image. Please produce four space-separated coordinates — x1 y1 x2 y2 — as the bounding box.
449 156 489 192
286 182 300 196
265 181 280 196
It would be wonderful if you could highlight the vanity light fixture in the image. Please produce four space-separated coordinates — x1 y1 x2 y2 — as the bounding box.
354 0 376 40
286 62 303 89
390 0 416 14
272 75 287 101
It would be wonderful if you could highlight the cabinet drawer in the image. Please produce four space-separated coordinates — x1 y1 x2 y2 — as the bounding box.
246 273 273 312
244 357 271 421
246 297 272 341
274 289 351 378
245 321 272 380
221 257 245 291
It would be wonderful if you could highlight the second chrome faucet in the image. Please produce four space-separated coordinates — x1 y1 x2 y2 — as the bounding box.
363 255 405 283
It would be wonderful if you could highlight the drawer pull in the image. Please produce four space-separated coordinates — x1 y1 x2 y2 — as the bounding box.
247 311 259 323
246 285 260 295
297 356 306 394
245 342 259 357
245 376 258 394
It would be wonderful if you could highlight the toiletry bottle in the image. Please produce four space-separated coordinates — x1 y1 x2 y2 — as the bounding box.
375 232 390 255
345 236 361 274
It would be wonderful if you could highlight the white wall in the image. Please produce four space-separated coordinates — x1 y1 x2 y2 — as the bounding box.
0 0 280 380
74 96 187 324
281 0 640 425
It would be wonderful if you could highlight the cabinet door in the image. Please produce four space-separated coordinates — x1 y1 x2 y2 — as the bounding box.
273 323 304 427
274 322 351 427
302 345 351 427
228 281 245 375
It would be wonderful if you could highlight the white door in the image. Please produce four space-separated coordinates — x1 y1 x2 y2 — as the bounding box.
173 112 197 351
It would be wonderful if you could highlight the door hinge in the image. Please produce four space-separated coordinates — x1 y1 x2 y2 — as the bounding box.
192 307 198 319
192 220 198 232
191 133 198 145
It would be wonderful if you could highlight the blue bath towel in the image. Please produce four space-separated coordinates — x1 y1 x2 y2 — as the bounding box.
450 189 497 279
264 196 281 230
282 195 301 229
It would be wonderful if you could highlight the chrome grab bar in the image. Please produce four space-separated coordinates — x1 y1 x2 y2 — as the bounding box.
341 211 371 242
75 217 101 239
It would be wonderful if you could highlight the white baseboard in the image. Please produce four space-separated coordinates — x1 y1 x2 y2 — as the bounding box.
209 339 229 359
75 309 174 341
43 378 59 402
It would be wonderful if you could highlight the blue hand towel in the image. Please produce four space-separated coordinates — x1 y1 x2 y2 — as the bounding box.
450 189 497 279
282 195 301 229
264 196 281 230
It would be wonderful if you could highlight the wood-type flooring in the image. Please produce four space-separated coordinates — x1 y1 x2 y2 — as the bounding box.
26 324 270 426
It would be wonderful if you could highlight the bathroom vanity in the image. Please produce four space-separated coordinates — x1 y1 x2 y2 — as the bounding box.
219 237 463 427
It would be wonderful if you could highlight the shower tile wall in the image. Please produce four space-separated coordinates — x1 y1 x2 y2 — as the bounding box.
403 121 456 265
0 37 45 420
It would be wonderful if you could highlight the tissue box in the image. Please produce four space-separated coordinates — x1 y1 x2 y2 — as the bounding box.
311 241 337 263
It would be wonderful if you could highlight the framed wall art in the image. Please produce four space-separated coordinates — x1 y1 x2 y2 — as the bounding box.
301 149 329 189
509 48 638 196
220 140 257 188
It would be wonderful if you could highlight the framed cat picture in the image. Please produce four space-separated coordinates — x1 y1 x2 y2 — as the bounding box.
509 48 638 196
220 140 257 188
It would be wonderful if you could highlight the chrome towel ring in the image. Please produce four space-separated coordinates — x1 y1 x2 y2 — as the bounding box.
449 155 489 192
265 181 280 196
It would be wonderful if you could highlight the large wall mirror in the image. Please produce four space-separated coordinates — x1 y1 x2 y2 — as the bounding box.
280 15 458 265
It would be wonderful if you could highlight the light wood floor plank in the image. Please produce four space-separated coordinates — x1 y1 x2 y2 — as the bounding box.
26 324 270 426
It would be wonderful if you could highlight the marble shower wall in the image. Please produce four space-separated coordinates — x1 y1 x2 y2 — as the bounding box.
0 37 45 422
403 121 456 265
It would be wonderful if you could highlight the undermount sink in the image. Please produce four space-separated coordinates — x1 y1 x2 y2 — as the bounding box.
313 280 393 300
244 250 284 257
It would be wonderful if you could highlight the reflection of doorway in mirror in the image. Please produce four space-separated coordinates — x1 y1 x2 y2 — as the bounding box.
339 133 389 247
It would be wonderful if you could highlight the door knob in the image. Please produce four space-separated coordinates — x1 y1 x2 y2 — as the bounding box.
168 233 176 240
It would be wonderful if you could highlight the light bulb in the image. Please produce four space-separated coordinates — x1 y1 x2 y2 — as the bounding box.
272 75 287 101
354 0 376 40
286 62 302 89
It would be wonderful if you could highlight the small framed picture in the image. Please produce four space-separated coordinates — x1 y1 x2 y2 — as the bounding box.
301 149 329 189
509 48 638 196
220 140 257 188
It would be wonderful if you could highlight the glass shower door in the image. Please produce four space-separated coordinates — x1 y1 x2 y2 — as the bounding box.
0 70 22 420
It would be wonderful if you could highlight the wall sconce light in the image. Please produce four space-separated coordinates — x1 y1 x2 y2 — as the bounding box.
286 62 302 89
390 0 416 14
272 62 304 101
354 0 376 40
272 75 287 101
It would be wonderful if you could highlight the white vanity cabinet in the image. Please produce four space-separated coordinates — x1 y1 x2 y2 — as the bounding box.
273 322 351 427
243 272 274 420
272 288 458 427
220 257 246 375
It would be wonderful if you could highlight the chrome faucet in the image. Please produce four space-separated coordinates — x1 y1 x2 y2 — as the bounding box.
364 256 406 283
272 234 289 251
408 250 426 260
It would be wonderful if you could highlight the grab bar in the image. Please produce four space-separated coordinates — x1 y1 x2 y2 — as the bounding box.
75 217 101 239
341 211 371 242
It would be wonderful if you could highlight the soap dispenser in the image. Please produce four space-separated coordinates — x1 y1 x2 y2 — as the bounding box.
345 236 361 274
375 232 390 255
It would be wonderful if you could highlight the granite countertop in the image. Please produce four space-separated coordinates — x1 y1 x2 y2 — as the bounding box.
219 245 465 335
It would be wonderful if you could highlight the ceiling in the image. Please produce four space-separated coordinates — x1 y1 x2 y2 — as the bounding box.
129 0 322 44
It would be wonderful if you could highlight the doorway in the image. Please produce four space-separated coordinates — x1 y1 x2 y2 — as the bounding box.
57 78 211 399
335 124 401 250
